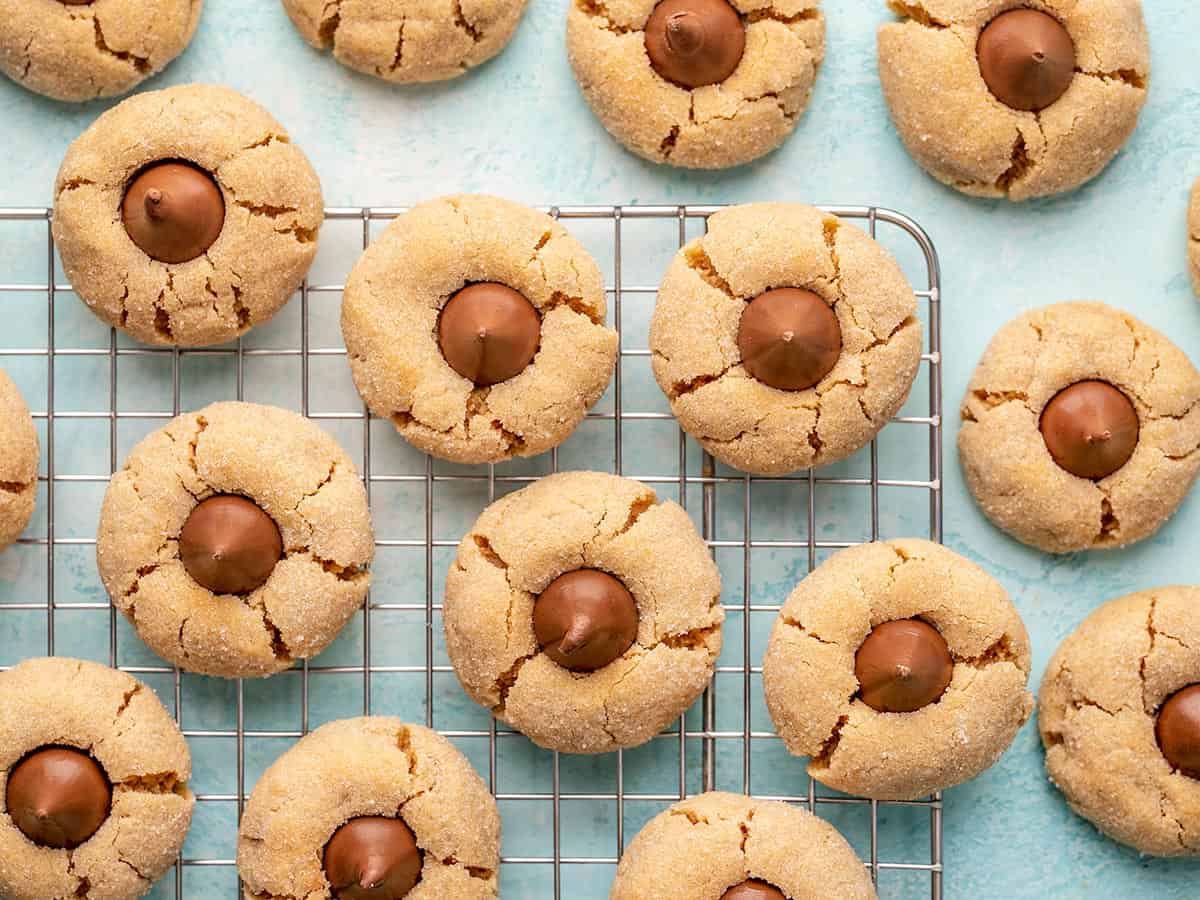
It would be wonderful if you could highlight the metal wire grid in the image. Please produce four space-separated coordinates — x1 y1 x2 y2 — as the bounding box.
0 202 942 899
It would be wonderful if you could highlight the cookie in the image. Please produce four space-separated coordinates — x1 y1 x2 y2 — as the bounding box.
878 0 1150 200
444 471 723 754
650 203 923 476
0 658 194 900
610 792 875 900
53 84 324 347
0 368 38 551
567 0 825 169
237 717 499 899
281 0 528 82
0 0 201 102
342 194 619 465
96 401 373 679
762 539 1033 801
1039 587 1200 856
1189 178 1200 297
959 302 1200 554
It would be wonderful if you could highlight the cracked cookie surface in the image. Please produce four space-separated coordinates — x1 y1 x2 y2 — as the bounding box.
53 84 324 347
96 402 374 679
444 471 723 754
0 368 38 551
610 792 875 899
342 194 619 464
1039 587 1200 856
650 203 922 475
238 717 499 899
0 0 200 102
282 0 528 82
762 539 1033 801
1190 179 1200 298
878 0 1149 200
0 657 194 900
567 0 825 168
958 302 1200 554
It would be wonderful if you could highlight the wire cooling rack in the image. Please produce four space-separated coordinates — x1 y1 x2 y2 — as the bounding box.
0 202 942 900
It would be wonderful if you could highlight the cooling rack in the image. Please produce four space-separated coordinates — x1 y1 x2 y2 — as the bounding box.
0 202 942 900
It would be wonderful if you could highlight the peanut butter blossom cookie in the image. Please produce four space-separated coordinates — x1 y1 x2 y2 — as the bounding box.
762 540 1033 800
238 717 500 899
611 792 875 900
878 0 1150 200
0 658 194 900
53 84 324 347
97 402 373 679
0 368 38 551
281 0 528 82
1189 178 1200 298
650 203 922 475
959 302 1200 554
0 0 201 102
444 471 723 754
567 0 825 168
1040 587 1200 856
342 194 618 465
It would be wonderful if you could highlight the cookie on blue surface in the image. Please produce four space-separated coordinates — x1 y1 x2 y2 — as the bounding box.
53 84 324 347
762 539 1033 801
567 0 825 169
281 0 529 82
878 0 1150 200
0 0 201 102
1040 587 1200 856
0 657 193 900
959 302 1200 554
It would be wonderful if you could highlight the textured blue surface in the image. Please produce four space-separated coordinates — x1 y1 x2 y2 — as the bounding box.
1 0 1199 898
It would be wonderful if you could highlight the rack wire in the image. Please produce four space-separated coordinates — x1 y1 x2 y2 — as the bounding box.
0 202 942 899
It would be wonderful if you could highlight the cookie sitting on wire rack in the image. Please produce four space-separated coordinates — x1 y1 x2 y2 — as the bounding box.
0 658 194 900
0 368 38 552
650 202 923 475
567 0 825 168
878 0 1150 200
341 194 618 465
443 471 723 754
96 402 373 679
611 792 876 900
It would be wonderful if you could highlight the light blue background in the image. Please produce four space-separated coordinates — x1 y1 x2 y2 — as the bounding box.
1 0 1198 898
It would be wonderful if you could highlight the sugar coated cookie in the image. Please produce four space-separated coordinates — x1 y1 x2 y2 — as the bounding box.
650 203 922 475
238 717 499 899
762 539 1033 800
342 194 618 465
1040 587 1200 856
878 0 1149 200
0 0 201 102
97 402 373 679
53 84 324 347
0 658 193 900
0 368 38 551
281 0 528 82
610 792 875 900
444 471 723 754
959 302 1200 554
567 0 825 168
